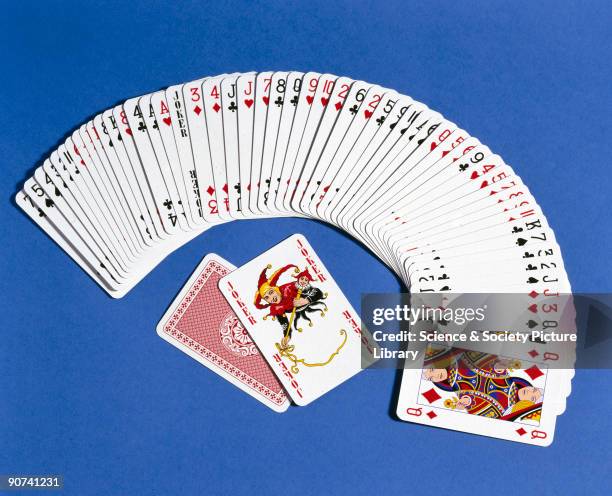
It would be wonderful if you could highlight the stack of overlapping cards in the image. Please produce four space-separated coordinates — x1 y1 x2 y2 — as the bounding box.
17 72 574 444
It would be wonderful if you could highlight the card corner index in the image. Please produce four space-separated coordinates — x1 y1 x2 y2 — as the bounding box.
288 232 309 245
394 399 415 423
216 273 233 299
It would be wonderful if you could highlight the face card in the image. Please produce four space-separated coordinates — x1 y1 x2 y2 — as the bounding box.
248 71 274 215
396 345 559 446
219 234 378 405
235 73 257 218
221 76 243 218
157 253 290 412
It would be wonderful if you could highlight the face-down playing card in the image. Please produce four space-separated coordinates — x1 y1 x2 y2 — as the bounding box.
157 253 290 412
219 234 378 406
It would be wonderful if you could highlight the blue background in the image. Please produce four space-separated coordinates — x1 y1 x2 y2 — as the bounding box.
1 1 611 494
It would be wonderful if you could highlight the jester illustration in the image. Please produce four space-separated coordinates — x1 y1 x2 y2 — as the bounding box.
254 264 328 349
253 263 347 374
422 346 544 423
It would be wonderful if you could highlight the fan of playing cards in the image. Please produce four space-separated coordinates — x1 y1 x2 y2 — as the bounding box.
17 71 574 445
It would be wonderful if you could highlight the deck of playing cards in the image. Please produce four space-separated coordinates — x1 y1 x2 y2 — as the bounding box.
17 71 574 444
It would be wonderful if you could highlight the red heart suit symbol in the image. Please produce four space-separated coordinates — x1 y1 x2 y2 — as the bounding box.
244 99 254 108
364 110 373 119
321 97 329 106
263 96 269 105
306 95 314 104
163 117 172 126
125 128 132 136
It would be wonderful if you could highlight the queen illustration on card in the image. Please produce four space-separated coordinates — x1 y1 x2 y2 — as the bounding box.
419 346 546 424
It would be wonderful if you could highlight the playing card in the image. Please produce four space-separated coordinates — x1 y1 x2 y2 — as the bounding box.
157 253 290 412
220 76 242 218
343 112 457 253
396 344 560 446
263 71 304 215
219 234 379 405
19 179 120 292
327 99 427 230
164 84 206 227
32 164 124 281
274 72 321 213
256 71 290 213
248 71 274 215
235 73 257 218
203 75 234 221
